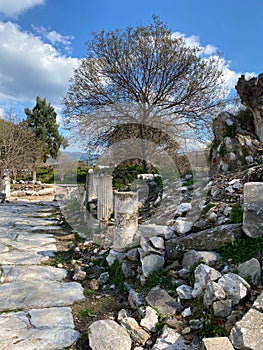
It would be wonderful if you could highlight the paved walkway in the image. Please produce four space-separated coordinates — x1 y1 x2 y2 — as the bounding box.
0 200 84 350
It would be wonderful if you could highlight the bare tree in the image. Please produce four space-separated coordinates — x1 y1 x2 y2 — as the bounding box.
0 113 41 179
63 17 227 158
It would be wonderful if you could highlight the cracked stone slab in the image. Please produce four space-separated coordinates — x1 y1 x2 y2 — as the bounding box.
0 308 79 350
0 280 84 311
30 225 62 232
0 251 50 265
1 265 67 282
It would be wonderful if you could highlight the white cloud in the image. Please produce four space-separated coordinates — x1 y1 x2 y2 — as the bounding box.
0 107 5 118
172 31 255 92
172 31 217 56
0 0 45 18
0 21 80 108
31 25 74 53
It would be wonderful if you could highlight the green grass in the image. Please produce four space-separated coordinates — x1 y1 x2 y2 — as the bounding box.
108 260 126 291
218 236 263 264
229 201 243 224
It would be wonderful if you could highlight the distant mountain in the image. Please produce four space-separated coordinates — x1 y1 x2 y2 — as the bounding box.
62 151 99 163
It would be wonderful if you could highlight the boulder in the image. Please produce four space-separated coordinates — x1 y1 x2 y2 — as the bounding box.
152 325 190 350
236 73 263 143
141 254 165 278
230 308 263 350
212 299 232 318
202 337 234 350
88 319 132 350
243 182 263 238
140 306 159 332
165 224 242 259
182 250 221 267
203 281 226 307
237 257 261 284
192 264 222 298
118 310 150 346
218 273 250 305
146 286 182 315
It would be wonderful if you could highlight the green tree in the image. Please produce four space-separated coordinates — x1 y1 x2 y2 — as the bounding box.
63 17 227 158
25 96 64 180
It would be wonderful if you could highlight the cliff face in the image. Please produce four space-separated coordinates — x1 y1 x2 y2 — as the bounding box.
236 74 263 143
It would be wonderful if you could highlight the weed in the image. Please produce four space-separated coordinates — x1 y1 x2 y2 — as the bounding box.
218 236 263 264
156 313 167 333
183 178 194 187
108 260 126 291
201 203 216 215
48 250 70 266
84 289 95 297
229 201 243 224
144 271 162 288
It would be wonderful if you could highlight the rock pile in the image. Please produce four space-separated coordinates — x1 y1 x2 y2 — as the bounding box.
60 170 262 349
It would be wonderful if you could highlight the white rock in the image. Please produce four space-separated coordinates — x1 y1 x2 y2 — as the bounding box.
89 320 131 350
192 264 222 298
141 254 164 278
230 308 263 350
175 203 192 216
172 218 193 235
140 306 158 332
238 257 261 284
181 307 192 318
218 272 250 305
176 285 193 300
203 281 226 307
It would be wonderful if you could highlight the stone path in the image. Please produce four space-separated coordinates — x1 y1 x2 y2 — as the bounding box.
0 200 85 349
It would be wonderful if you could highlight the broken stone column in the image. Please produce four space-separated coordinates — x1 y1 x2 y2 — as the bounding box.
113 192 139 251
85 169 97 204
3 174 10 197
97 175 113 222
243 182 263 238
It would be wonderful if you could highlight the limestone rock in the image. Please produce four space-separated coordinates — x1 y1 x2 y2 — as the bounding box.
236 73 263 143
237 257 261 284
218 273 250 305
118 310 150 345
202 337 234 350
192 264 222 298
253 292 263 312
230 308 263 350
172 217 193 235
243 182 263 238
176 284 193 300
212 299 232 318
165 224 242 259
182 250 221 267
152 325 191 350
0 280 84 311
140 306 159 332
89 319 132 350
141 254 165 278
203 281 226 307
146 286 182 315
139 224 172 239
0 308 79 349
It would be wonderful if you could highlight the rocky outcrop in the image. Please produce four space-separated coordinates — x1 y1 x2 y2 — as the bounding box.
236 73 263 143
210 111 262 174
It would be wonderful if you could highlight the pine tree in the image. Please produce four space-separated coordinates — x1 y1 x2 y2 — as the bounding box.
25 96 64 180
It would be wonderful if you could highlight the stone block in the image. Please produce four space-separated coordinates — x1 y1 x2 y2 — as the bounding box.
243 182 263 238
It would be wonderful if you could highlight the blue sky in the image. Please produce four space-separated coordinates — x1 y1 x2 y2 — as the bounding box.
0 0 261 140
